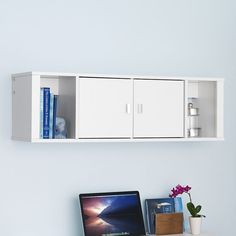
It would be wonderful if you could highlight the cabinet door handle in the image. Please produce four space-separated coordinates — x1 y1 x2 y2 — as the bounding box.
137 104 143 114
126 104 131 114
140 104 143 113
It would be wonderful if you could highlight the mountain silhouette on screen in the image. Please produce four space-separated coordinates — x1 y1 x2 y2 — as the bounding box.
98 196 138 216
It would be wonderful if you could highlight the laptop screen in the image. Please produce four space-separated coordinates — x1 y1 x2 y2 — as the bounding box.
79 191 146 236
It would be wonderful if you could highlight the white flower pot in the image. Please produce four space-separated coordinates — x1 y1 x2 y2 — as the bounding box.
189 216 202 235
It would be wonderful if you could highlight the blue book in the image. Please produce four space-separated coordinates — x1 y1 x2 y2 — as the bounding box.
40 88 44 138
174 197 183 212
52 95 58 138
43 88 50 139
174 197 186 231
49 93 54 139
145 197 183 234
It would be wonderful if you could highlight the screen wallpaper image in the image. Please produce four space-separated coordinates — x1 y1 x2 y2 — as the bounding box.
81 194 144 236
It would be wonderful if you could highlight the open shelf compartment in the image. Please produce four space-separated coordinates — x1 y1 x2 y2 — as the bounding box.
186 80 224 139
40 75 77 140
12 72 77 142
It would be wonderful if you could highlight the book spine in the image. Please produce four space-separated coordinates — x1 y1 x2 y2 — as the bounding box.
43 88 50 139
145 200 151 234
52 95 58 138
40 88 44 139
174 197 185 231
49 93 54 139
174 197 183 212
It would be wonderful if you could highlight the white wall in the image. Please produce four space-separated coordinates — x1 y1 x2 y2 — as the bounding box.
0 1 236 236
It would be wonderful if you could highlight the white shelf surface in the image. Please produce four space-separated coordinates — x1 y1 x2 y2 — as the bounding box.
12 71 224 82
29 137 224 143
12 71 77 78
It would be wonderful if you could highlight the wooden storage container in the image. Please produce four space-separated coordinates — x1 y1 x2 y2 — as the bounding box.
155 212 183 235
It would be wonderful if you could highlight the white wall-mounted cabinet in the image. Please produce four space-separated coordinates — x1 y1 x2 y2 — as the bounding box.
11 72 224 142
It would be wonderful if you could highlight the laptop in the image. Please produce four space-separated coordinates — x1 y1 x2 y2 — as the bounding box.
79 191 147 236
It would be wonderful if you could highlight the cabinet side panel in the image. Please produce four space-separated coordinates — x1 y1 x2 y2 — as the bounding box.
184 80 188 138
31 75 41 140
198 81 216 137
57 77 76 139
216 80 224 138
75 76 80 139
12 76 32 141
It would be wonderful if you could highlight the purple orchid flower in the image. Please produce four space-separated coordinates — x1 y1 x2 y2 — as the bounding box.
169 184 205 218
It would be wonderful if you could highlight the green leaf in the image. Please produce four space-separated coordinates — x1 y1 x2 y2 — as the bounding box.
195 205 202 213
187 202 195 208
187 202 197 217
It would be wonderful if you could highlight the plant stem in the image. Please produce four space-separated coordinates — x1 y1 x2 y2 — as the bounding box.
187 192 192 203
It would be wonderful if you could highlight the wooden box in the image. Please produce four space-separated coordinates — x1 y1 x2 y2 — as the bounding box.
155 212 183 235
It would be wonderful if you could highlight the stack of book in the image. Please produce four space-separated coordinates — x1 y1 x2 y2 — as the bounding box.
145 197 184 234
40 87 58 139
